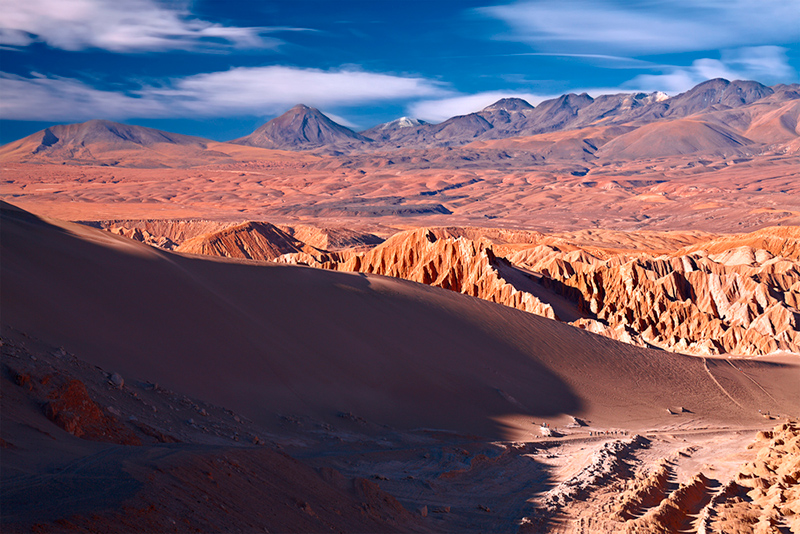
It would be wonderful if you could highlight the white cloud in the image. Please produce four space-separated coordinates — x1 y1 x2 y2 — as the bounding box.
478 1 800 56
158 66 450 116
0 73 166 120
721 46 796 82
0 67 451 121
0 0 280 52
407 91 546 122
322 112 358 129
626 47 797 94
2 47 791 126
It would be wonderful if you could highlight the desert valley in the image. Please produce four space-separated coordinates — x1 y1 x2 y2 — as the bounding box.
2 77 800 533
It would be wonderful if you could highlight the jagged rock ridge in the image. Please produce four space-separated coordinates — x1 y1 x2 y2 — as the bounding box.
508 228 800 356
280 225 800 357
277 224 384 252
277 228 558 319
176 221 325 261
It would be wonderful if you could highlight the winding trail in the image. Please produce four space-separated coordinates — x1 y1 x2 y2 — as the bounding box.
723 359 778 403
702 358 743 409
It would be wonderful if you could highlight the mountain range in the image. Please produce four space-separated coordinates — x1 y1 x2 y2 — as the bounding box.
2 78 799 166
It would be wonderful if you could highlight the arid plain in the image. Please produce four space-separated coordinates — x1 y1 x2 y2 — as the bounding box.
2 78 800 533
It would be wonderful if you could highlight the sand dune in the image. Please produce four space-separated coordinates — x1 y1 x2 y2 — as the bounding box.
0 332 422 533
4 202 796 440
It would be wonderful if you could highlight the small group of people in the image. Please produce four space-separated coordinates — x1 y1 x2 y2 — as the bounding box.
588 430 626 436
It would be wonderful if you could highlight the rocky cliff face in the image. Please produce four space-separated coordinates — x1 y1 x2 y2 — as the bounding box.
722 422 800 533
280 225 798 357
176 221 324 261
278 228 558 320
108 225 177 250
507 229 800 357
96 219 234 245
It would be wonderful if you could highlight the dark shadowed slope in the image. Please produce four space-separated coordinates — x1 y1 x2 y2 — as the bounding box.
2 202 797 439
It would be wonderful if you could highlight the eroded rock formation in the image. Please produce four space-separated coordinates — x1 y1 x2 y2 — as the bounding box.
508 228 800 356
721 422 800 533
278 228 558 320
108 225 177 249
277 224 384 251
176 221 324 261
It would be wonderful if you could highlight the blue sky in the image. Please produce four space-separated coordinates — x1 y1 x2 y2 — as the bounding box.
1 0 799 143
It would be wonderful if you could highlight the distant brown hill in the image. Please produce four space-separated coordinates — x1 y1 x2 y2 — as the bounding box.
0 119 209 166
595 119 753 159
0 119 308 167
231 104 369 150
360 116 427 143
361 79 785 149
655 78 775 118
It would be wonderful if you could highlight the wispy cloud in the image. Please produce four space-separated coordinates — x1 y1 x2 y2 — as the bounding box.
0 0 284 52
477 0 800 56
720 46 797 83
0 73 165 120
627 47 797 93
0 67 451 121
156 67 451 116
433 51 657 69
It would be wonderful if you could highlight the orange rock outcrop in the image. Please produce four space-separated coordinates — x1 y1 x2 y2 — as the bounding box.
176 221 324 261
712 421 800 533
278 224 384 252
279 228 558 319
508 229 800 356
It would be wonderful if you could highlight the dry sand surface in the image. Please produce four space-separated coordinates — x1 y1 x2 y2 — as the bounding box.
2 202 800 533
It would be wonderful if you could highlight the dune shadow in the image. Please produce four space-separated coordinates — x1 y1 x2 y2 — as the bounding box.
2 201 582 440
